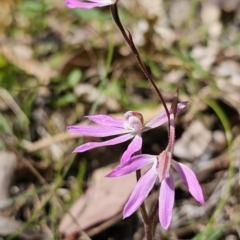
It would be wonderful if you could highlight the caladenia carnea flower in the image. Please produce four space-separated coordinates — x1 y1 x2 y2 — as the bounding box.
67 102 187 164
107 100 204 230
65 0 117 9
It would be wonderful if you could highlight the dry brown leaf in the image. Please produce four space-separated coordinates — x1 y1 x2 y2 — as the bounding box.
59 164 137 236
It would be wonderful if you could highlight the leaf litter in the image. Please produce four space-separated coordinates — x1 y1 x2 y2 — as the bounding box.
0 0 240 239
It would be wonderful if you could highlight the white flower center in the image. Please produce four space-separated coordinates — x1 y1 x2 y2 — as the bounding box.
123 111 144 133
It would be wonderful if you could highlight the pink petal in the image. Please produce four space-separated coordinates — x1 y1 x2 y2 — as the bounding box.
65 0 106 8
159 172 175 230
143 112 168 130
143 102 188 130
66 125 127 137
85 115 124 128
73 133 133 152
123 165 158 218
89 0 111 3
176 101 188 113
106 154 156 177
171 160 204 204
120 135 142 164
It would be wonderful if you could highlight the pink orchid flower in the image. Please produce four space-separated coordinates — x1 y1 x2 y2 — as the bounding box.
67 102 187 164
107 152 204 229
107 101 204 229
65 0 116 9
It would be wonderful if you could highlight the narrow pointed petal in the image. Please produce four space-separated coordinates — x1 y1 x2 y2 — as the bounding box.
90 0 114 3
85 115 124 128
120 135 142 164
171 160 204 204
73 133 133 152
67 125 127 137
143 102 188 130
65 0 106 8
143 112 168 130
123 165 157 218
159 173 175 230
106 154 156 177
177 101 188 111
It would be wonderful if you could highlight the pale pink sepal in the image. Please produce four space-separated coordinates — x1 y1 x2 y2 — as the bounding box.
85 115 124 128
144 102 188 130
120 135 142 164
123 165 157 218
65 0 108 9
171 160 204 204
66 125 127 137
159 172 175 230
106 154 155 177
73 133 133 152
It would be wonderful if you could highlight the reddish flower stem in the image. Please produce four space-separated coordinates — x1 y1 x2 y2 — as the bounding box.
110 4 178 238
110 3 170 125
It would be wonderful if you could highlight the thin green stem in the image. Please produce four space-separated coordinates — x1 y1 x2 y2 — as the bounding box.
198 99 234 240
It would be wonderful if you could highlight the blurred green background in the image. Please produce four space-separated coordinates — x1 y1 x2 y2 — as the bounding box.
0 0 240 239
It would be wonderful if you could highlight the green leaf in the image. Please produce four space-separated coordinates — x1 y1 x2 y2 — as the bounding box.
67 69 82 88
56 93 76 107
